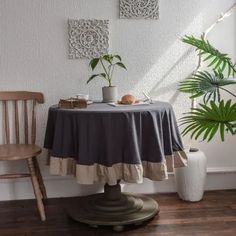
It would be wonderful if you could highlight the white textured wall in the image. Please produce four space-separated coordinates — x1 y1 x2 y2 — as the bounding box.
0 0 235 200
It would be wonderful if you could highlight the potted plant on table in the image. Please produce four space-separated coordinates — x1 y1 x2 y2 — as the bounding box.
87 54 127 103
176 34 236 202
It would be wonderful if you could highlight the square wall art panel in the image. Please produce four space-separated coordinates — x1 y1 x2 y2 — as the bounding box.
120 0 159 19
68 19 109 59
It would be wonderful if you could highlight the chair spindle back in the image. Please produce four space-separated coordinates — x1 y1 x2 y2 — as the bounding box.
0 91 44 145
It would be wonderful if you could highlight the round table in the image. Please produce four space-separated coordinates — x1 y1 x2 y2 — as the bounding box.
44 102 187 231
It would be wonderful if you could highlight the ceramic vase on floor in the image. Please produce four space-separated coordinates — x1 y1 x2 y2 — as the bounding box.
174 150 207 202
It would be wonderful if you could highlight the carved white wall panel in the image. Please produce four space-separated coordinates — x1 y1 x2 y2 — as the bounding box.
120 0 159 19
68 19 109 59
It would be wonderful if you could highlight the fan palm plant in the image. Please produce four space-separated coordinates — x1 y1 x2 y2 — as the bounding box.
179 35 236 141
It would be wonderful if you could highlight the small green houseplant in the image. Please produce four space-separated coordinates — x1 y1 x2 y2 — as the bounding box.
179 35 236 142
87 54 127 102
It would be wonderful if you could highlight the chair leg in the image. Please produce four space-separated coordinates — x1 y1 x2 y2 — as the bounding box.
33 157 47 199
27 157 46 221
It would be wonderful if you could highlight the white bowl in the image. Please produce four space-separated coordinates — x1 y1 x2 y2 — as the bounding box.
76 94 89 100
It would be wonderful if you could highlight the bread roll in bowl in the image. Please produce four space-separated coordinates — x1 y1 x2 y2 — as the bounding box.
120 94 136 105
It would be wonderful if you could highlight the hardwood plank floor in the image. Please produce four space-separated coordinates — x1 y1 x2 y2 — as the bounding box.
0 190 235 235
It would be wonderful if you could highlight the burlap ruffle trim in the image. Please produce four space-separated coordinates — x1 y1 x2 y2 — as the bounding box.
49 151 187 185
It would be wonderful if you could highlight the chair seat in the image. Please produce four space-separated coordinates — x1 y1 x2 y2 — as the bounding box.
0 144 42 161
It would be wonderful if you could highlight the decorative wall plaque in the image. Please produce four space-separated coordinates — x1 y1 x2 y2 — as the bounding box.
68 19 109 59
120 0 159 19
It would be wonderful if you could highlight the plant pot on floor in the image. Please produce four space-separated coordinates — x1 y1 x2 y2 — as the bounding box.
174 149 207 202
102 86 118 103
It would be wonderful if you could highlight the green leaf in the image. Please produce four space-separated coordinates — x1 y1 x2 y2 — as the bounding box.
203 123 215 140
87 74 99 84
225 123 234 135
87 73 106 84
102 54 112 64
221 60 227 72
203 54 214 62
182 35 236 76
88 54 126 86
228 64 232 77
180 100 236 141
114 55 122 61
208 56 219 67
100 73 106 78
208 123 219 142
220 123 225 141
115 62 127 70
89 58 99 70
179 71 236 103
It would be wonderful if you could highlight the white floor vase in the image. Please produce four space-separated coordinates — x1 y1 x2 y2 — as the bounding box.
174 150 207 202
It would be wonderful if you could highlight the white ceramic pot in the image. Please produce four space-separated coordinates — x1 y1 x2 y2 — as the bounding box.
174 150 207 202
102 86 117 103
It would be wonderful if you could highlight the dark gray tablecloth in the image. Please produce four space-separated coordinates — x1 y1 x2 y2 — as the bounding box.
44 102 187 185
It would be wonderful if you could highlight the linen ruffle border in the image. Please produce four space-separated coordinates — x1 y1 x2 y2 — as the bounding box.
49 151 187 185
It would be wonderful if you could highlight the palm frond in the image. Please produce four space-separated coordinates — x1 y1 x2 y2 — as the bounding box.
179 71 236 103
182 35 236 76
180 100 236 142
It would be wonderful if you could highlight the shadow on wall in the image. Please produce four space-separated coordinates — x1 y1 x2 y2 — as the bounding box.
128 12 206 105
148 49 193 99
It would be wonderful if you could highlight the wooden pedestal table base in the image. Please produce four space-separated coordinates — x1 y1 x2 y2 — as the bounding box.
68 183 159 232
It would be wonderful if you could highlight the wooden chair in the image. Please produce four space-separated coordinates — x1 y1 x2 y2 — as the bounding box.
0 91 47 221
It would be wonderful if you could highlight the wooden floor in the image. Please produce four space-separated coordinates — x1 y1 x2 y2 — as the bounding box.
0 190 235 236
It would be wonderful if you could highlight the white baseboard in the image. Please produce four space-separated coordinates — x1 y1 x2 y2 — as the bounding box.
0 168 235 201
205 167 236 190
207 167 236 174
